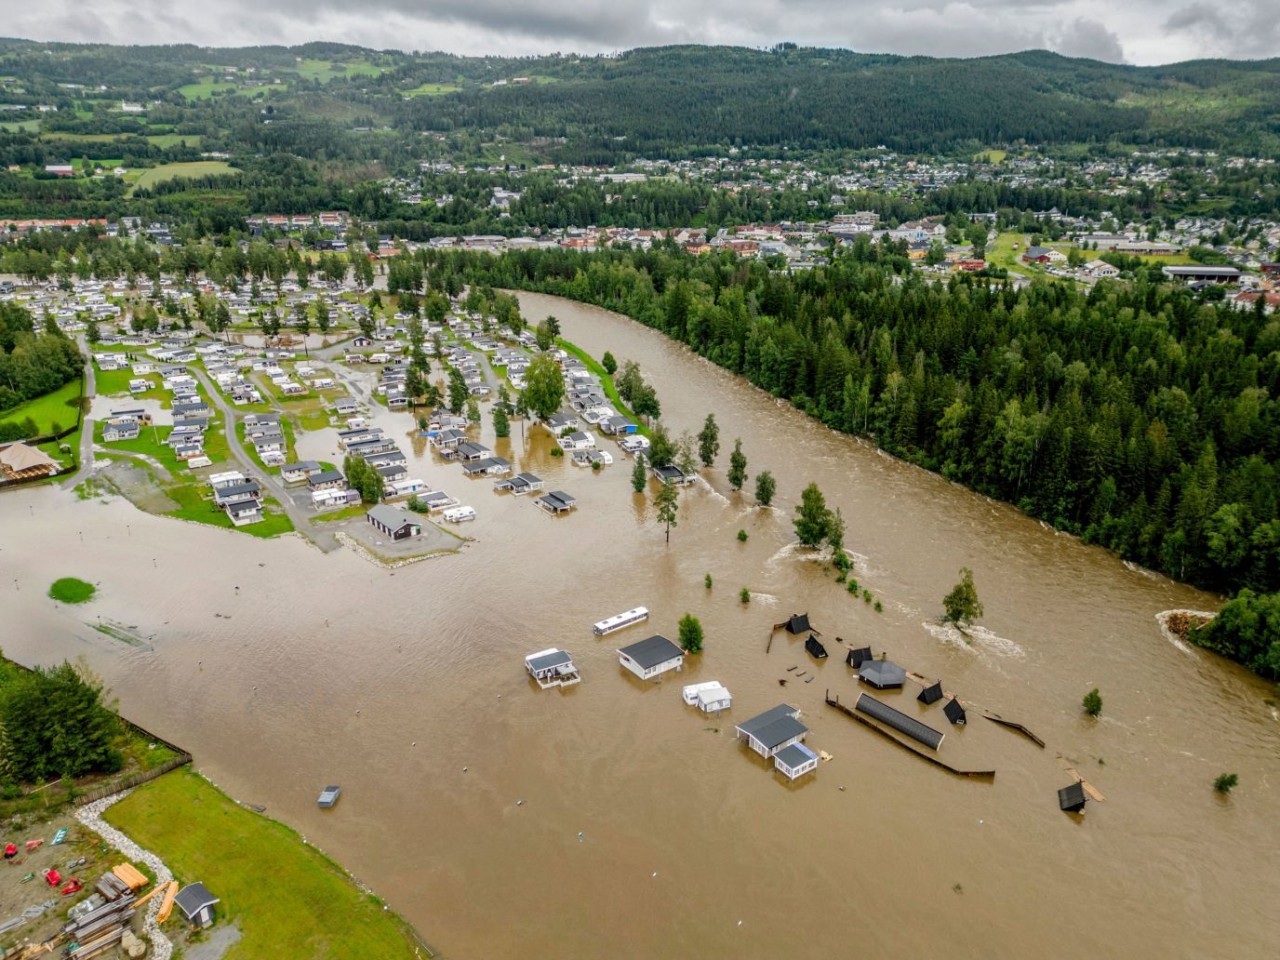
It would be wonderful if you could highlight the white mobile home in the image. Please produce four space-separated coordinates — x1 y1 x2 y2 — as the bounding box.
682 681 732 713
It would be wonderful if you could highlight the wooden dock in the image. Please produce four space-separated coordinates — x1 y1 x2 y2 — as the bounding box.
825 692 995 779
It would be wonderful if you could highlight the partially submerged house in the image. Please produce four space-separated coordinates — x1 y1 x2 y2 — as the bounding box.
617 634 684 681
846 646 873 668
682 681 732 713
537 490 577 515
804 635 828 659
1058 781 1087 813
494 472 543 496
525 648 581 689
943 698 967 725
782 613 814 635
918 680 944 705
735 704 807 759
858 659 906 690
773 742 820 781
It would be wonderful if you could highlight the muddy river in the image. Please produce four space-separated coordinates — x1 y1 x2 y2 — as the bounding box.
2 291 1277 959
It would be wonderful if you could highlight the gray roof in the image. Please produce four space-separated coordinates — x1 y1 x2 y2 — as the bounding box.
617 634 683 669
527 649 573 672
308 469 344 486
774 742 818 770
282 460 319 473
859 660 906 688
367 504 417 531
736 704 806 749
173 882 219 919
854 693 944 751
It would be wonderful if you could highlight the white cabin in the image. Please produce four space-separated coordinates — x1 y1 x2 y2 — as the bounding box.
443 505 475 523
525 648 581 689
617 635 684 681
593 606 649 636
682 681 732 713
774 743 819 781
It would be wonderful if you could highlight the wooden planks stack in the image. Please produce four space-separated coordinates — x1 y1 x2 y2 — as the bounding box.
94 871 133 902
60 889 135 960
111 863 148 893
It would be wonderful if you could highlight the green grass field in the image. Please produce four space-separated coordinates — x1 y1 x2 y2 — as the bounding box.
164 483 294 538
987 232 1035 275
0 379 83 435
974 149 1008 163
145 133 203 148
104 769 422 960
132 161 237 192
178 78 238 100
401 82 461 98
293 59 388 83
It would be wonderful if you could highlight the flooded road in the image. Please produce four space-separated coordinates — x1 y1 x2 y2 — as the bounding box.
3 291 1278 959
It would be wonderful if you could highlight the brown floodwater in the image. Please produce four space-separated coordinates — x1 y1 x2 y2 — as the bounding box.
2 291 1278 959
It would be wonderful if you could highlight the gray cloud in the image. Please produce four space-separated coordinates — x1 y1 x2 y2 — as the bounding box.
0 0 1277 64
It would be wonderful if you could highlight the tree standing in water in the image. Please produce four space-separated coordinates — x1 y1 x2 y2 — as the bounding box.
943 567 984 628
727 438 748 491
655 479 679 543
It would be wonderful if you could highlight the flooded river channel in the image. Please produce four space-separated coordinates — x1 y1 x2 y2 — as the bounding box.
3 292 1278 959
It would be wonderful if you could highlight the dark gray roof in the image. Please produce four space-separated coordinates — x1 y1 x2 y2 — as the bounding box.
943 698 967 725
918 681 944 705
846 646 873 668
804 635 827 659
173 882 219 918
282 460 319 473
736 704 805 748
748 715 808 751
308 469 344 486
785 613 812 635
617 634 683 669
859 660 906 689
367 504 417 531
527 650 573 672
774 742 818 770
1058 781 1087 812
855 693 944 751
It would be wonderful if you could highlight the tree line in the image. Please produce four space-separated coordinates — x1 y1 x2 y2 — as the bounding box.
416 244 1280 669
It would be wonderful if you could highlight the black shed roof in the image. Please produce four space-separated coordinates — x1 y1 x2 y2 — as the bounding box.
918 681 944 705
173 881 220 919
785 613 812 635
846 646 873 668
805 635 828 659
1058 782 1087 812
943 697 967 725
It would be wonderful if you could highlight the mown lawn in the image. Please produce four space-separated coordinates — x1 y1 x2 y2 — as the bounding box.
104 769 422 960
164 483 294 538
132 161 237 192
0 379 83 434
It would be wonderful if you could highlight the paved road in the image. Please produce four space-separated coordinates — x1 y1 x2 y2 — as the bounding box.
191 368 339 552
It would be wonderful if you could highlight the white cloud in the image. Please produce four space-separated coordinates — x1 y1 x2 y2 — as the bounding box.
1 0 1277 64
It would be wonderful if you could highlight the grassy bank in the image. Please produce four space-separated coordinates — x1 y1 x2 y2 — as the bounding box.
104 769 426 960
555 338 652 438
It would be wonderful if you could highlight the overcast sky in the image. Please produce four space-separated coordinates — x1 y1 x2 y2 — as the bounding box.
4 0 1279 66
